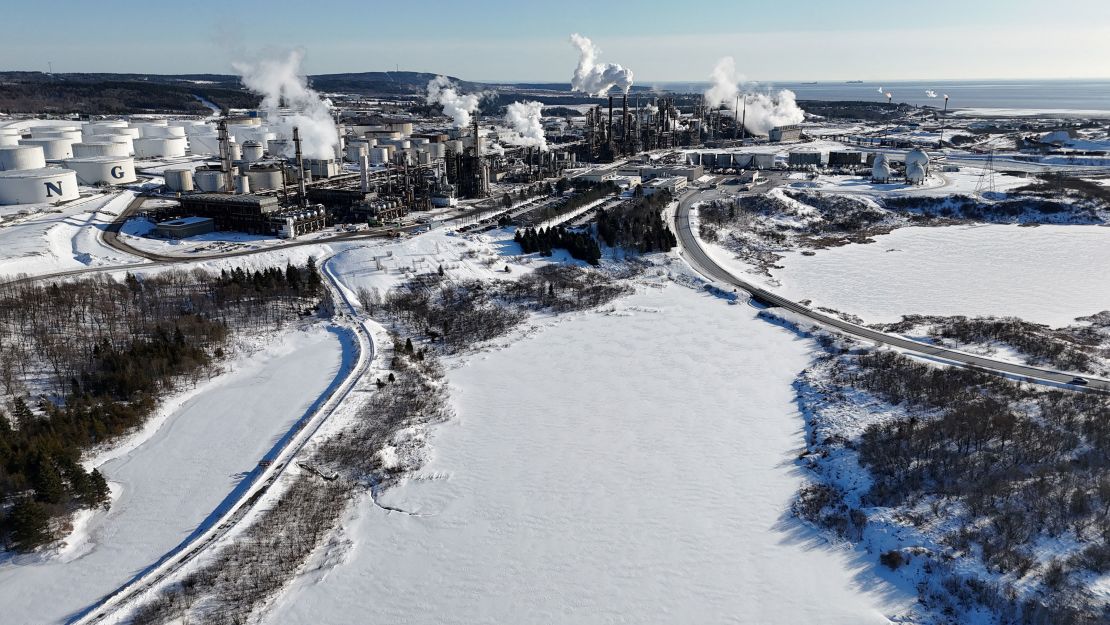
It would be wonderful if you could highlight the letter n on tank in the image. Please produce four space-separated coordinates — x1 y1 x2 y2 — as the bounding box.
44 180 63 197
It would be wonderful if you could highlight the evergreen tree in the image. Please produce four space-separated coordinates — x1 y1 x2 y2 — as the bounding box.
7 500 52 552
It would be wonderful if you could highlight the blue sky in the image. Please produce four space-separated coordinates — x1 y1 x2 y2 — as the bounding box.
2 0 1108 81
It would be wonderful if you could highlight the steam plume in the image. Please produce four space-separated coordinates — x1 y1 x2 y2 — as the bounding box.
232 49 338 160
703 57 804 136
925 90 938 98
426 76 480 129
877 86 884 94
569 33 634 96
504 101 548 151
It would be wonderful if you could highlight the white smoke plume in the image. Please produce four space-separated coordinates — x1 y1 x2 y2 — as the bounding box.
232 48 338 160
925 90 938 98
427 75 481 129
877 86 884 94
503 101 548 151
703 56 805 136
569 33 634 96
885 92 893 100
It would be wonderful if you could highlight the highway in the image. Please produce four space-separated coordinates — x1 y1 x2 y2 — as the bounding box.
673 188 1110 392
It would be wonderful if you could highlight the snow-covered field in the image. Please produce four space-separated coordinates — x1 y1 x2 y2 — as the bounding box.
769 224 1110 326
0 192 144 277
0 326 345 625
266 285 913 624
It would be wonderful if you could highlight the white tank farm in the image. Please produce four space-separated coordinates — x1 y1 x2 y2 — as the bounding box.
143 125 187 139
63 156 137 185
20 137 76 160
0 145 47 171
101 126 141 139
241 140 264 162
0 167 79 205
164 167 195 192
73 141 130 158
89 134 134 155
133 136 187 159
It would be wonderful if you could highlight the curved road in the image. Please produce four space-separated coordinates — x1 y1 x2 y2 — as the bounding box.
674 189 1110 392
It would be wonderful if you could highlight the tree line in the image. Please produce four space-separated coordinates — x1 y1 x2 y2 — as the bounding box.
596 190 678 253
514 226 602 265
0 262 324 552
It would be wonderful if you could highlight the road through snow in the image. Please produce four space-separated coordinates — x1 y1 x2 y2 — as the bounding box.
0 327 344 625
266 286 913 624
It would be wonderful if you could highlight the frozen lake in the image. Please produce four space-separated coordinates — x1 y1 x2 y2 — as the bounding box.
0 326 345 625
772 224 1110 327
268 286 911 624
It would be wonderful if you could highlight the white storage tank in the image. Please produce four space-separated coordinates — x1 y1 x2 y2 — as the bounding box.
368 147 390 165
244 166 284 191
144 125 187 139
267 138 292 156
0 145 47 171
133 136 187 159
185 122 215 136
32 128 83 142
90 134 134 155
134 120 168 137
102 126 141 139
235 175 250 194
188 133 221 156
0 134 19 147
426 142 446 159
345 143 367 162
241 140 264 163
73 141 130 158
20 137 76 160
228 141 243 161
0 167 80 205
63 156 137 185
194 167 232 192
164 167 194 192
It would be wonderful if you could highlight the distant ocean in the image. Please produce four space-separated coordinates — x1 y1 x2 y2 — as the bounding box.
656 79 1110 112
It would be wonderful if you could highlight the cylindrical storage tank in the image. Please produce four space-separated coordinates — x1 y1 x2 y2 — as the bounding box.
418 150 431 165
0 145 47 171
445 140 464 153
62 156 137 185
244 166 284 191
235 175 250 194
133 136 187 158
20 137 75 160
686 152 701 166
267 138 292 156
89 120 128 130
194 167 231 193
700 152 717 169
90 134 134 155
369 147 389 164
0 167 79 205
185 122 214 136
0 134 19 147
345 143 367 162
164 167 194 192
101 126 141 139
227 141 242 161
241 140 264 163
32 129 83 142
134 120 168 137
144 125 187 139
73 141 130 158
187 134 221 156
410 137 430 146
427 142 446 159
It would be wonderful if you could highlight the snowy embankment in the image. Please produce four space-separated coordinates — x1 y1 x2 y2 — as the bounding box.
770 224 1110 327
0 326 344 625
0 191 145 277
266 285 914 624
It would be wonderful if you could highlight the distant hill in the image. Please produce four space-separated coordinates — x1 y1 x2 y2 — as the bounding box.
307 71 480 94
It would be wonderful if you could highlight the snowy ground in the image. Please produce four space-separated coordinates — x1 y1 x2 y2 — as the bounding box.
768 224 1110 326
0 325 345 625
0 191 145 277
265 285 914 625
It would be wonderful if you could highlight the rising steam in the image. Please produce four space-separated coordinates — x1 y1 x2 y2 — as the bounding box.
504 101 548 151
569 33 634 96
232 49 338 160
925 90 938 98
877 86 884 94
426 76 480 129
704 57 804 136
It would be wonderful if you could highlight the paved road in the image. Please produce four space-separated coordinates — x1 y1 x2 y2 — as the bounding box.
673 189 1110 392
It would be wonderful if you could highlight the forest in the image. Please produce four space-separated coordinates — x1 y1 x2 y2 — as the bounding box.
514 226 602 264
596 190 678 253
0 263 324 552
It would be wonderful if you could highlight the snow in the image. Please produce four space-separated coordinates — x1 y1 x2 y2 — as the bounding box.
266 285 913 624
770 224 1110 326
0 325 345 625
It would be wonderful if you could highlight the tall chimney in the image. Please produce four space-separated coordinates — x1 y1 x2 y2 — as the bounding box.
217 118 233 193
293 126 307 208
607 95 614 153
359 153 370 193
622 94 628 154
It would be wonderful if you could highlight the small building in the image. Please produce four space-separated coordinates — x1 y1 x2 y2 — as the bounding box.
575 168 617 184
827 151 863 167
787 150 823 168
177 193 282 234
769 125 802 142
154 216 215 239
643 176 687 197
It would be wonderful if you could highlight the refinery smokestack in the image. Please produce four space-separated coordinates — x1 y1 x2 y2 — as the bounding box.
359 153 370 192
217 118 233 193
293 126 307 208
608 95 614 152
